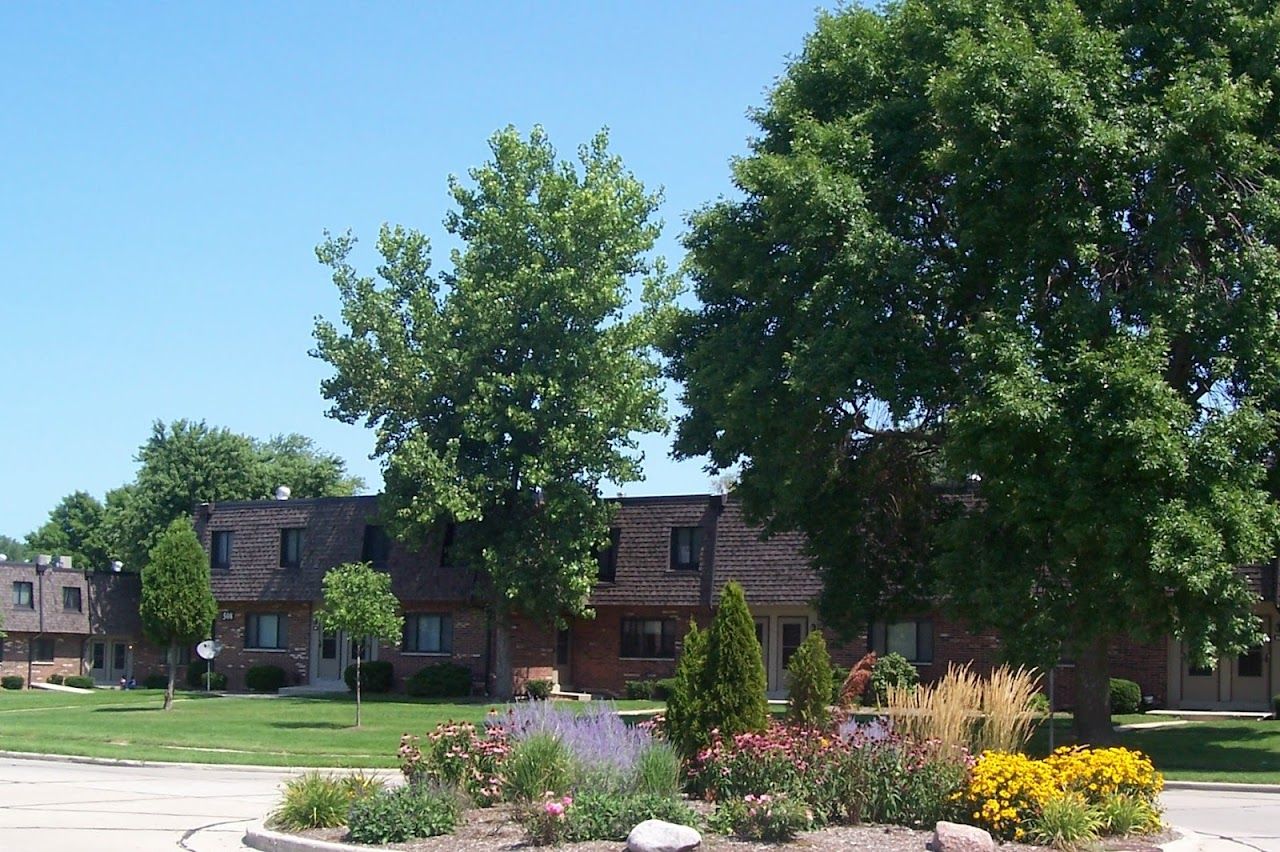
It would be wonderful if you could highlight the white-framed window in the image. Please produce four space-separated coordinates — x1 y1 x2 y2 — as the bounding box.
404 614 453 654
12 581 33 609
246 613 287 650
871 619 934 664
63 586 82 612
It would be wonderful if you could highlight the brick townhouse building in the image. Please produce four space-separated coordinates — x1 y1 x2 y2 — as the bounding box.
0 557 167 687
5 492 1276 710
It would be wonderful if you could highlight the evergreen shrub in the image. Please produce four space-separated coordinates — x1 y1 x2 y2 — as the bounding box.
406 662 471 698
345 660 394 693
246 664 287 693
702 582 768 738
142 673 169 689
64 675 95 689
786 629 833 728
1109 679 1141 715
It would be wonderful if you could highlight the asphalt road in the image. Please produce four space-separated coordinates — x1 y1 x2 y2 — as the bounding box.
2 755 1279 852
1162 788 1280 852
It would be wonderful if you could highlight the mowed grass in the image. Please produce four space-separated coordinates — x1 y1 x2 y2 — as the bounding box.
1027 713 1280 784
0 689 662 768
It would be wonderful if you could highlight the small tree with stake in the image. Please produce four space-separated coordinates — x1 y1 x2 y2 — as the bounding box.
317 562 403 727
140 518 216 710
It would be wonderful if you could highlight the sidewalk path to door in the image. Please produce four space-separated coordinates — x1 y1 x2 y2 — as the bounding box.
0 754 300 851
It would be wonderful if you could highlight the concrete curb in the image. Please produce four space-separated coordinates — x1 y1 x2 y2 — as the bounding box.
1164 780 1280 794
0 749 390 776
245 822 359 852
1158 828 1202 851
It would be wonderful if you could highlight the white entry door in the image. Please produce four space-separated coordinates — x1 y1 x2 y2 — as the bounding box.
315 630 347 683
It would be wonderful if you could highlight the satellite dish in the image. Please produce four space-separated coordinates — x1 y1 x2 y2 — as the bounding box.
196 640 224 660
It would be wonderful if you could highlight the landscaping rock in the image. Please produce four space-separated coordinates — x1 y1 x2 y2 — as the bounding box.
929 821 995 852
627 818 702 852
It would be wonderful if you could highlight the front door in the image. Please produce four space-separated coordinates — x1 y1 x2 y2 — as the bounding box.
90 641 107 684
776 617 808 696
315 630 345 682
1180 657 1221 708
1232 615 1271 708
555 627 571 690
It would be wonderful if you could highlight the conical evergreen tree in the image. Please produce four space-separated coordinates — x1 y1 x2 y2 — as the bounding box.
786 629 833 728
701 581 768 737
665 619 708 759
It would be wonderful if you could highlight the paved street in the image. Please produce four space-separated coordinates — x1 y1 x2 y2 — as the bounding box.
0 755 299 852
1162 788 1280 852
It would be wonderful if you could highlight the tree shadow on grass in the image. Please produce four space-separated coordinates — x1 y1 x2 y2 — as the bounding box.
269 721 350 731
93 706 160 713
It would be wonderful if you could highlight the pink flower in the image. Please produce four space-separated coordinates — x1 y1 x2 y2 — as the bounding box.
544 801 565 817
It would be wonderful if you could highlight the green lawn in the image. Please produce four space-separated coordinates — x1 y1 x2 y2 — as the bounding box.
1026 713 1280 784
0 689 662 768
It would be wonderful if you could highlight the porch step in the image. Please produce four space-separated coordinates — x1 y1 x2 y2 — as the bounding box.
550 688 592 702
279 684 349 697
1147 709 1271 721
30 682 93 695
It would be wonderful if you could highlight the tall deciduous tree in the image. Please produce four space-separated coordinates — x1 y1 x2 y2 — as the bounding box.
313 126 673 699
667 2 1280 741
104 420 362 570
140 518 217 710
0 535 31 563
26 491 110 572
316 562 404 727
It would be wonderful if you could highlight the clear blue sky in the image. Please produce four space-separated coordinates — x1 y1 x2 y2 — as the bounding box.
1 2 833 540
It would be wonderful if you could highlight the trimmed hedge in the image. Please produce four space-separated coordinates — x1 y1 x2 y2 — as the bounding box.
47 674 65 685
1110 678 1142 715
624 678 678 701
2 676 24 690
247 664 288 693
64 675 95 689
345 660 395 694
142 673 169 690
525 678 553 700
406 662 471 698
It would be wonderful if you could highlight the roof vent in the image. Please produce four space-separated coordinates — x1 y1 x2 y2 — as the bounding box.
55 555 72 570
111 560 123 573
275 485 292 501
0 554 6 562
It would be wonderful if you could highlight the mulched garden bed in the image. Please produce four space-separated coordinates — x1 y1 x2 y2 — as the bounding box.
292 804 1075 851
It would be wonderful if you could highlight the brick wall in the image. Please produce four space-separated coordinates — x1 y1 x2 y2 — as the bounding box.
212 601 312 691
0 634 87 685
375 605 489 694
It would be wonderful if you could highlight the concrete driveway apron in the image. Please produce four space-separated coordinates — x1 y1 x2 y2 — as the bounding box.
1162 787 1280 852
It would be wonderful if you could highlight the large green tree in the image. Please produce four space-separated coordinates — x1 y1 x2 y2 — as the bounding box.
317 562 404 727
0 535 31 563
140 518 218 710
26 491 110 572
667 2 1280 740
104 420 362 570
313 126 673 699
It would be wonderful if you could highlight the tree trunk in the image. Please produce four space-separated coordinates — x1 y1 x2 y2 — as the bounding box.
1073 633 1114 744
164 641 176 711
491 606 514 701
354 652 362 728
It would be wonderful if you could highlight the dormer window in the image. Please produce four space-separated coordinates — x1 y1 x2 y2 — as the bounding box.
362 525 390 570
670 527 703 572
597 528 621 581
440 523 457 567
280 528 303 569
211 531 232 571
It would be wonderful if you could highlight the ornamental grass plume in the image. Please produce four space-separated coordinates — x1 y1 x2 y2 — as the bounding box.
889 663 1041 757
